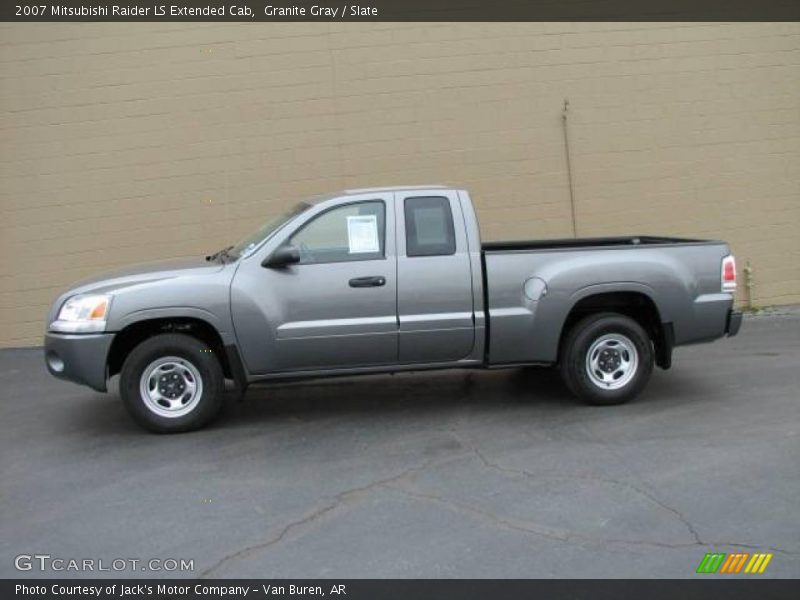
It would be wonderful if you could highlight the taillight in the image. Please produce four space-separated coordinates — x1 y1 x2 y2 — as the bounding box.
721 255 736 292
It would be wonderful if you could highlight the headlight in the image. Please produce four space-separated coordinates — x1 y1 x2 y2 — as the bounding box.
50 294 112 333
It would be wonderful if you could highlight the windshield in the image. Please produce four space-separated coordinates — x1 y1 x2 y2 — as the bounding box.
230 202 310 258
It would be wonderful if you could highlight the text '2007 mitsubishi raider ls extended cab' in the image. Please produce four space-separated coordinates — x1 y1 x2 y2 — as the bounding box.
45 186 742 432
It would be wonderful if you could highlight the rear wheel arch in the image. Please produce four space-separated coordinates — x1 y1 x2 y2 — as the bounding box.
557 291 671 369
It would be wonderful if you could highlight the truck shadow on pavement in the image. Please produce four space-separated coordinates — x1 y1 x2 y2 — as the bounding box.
70 367 569 433
226 367 571 419
69 365 710 435
217 366 710 432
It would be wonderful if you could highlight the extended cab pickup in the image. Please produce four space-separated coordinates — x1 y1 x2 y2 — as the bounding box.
45 186 742 432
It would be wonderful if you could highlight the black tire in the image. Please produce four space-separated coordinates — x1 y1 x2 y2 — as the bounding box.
559 312 653 406
119 333 225 433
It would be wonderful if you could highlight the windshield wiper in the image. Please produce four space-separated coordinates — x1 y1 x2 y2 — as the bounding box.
205 245 234 262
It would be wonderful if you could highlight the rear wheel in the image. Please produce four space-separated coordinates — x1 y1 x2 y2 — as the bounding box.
559 313 653 405
120 334 224 433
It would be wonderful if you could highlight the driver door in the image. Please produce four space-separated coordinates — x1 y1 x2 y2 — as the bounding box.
262 197 398 371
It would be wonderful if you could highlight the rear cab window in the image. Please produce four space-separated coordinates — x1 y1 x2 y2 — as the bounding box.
404 196 456 257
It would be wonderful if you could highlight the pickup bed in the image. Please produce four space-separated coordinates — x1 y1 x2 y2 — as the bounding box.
45 186 742 432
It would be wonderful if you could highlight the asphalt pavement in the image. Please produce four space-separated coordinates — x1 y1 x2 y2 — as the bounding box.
1 309 798 578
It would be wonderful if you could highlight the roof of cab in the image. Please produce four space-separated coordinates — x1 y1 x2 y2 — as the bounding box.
342 185 449 194
305 185 452 205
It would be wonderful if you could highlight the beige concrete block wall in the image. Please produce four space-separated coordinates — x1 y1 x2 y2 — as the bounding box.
1 22 798 347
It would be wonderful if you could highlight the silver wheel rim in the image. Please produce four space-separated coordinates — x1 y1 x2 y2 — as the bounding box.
585 334 638 390
139 356 203 418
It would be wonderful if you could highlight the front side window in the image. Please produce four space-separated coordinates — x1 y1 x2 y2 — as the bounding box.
290 201 385 264
404 196 456 257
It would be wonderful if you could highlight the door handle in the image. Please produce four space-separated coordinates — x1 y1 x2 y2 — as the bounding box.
349 276 386 288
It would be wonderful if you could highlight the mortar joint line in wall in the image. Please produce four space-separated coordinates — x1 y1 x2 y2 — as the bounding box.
562 98 578 238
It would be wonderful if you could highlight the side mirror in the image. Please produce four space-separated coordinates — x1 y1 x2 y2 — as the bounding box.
262 245 301 268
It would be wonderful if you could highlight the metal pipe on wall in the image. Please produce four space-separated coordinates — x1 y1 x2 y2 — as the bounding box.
562 98 578 238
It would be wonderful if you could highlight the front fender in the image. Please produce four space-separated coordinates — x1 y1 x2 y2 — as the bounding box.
102 266 237 344
111 306 236 345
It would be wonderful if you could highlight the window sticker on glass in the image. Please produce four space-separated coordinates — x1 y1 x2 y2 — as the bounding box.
346 215 380 253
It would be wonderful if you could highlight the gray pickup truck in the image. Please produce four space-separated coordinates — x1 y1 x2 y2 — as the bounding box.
45 186 742 432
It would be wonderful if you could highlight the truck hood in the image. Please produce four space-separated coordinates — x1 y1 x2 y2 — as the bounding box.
64 257 227 296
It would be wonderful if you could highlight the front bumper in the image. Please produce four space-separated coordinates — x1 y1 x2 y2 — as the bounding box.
726 310 743 337
44 332 115 392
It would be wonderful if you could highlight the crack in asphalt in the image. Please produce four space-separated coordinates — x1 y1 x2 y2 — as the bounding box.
387 478 799 556
470 445 704 544
388 483 572 543
445 430 798 556
200 422 797 576
198 451 468 578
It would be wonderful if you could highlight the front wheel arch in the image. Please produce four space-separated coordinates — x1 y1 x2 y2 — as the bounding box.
107 317 232 381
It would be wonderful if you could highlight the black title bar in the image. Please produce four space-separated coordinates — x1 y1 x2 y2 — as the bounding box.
3 0 800 22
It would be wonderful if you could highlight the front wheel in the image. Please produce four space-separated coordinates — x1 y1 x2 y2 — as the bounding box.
120 334 225 433
559 313 653 406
